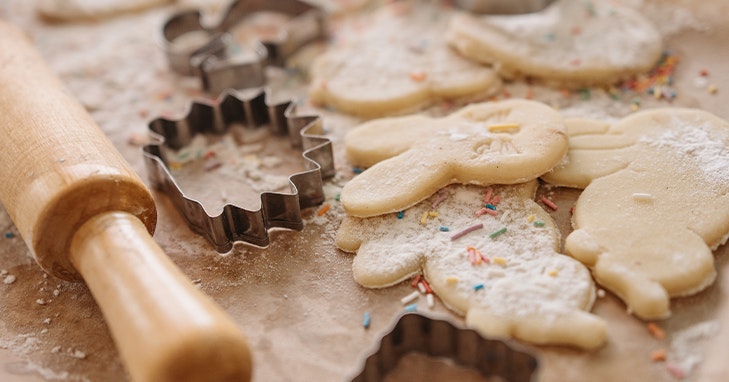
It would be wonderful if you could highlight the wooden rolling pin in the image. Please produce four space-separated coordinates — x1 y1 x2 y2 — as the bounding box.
0 21 252 382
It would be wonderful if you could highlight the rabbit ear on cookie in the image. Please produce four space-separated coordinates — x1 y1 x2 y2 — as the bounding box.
542 118 636 188
341 149 452 217
345 116 440 168
341 99 568 218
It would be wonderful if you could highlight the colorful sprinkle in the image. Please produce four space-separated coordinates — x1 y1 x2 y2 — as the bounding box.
541 196 558 211
632 193 654 201
499 211 510 223
490 196 501 205
450 223 484 241
401 291 420 305
708 84 718 94
547 269 559 277
397 211 404 219
428 211 439 218
420 211 429 225
630 98 641 111
317 204 331 216
466 247 481 265
426 293 435 308
421 278 433 294
431 191 448 208
352 167 364 174
363 312 371 329
533 221 545 227
665 363 685 379
411 274 422 288
578 88 591 100
527 214 535 223
493 257 507 266
473 283 484 291
4 232 14 239
487 123 520 133
446 277 459 284
439 226 450 232
489 227 507 239
485 204 496 211
409 70 428 82
417 282 427 294
483 187 493 204
647 322 665 340
404 303 418 312
650 349 666 362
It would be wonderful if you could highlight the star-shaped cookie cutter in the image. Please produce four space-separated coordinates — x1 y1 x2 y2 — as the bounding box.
143 89 335 251
161 0 328 95
351 313 538 381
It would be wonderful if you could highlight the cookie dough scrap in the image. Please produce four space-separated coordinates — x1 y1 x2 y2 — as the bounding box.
542 109 729 320
447 0 663 88
340 99 568 217
308 1 501 118
337 181 607 350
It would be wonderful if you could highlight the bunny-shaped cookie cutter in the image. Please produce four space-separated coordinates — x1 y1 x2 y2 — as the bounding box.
161 0 327 95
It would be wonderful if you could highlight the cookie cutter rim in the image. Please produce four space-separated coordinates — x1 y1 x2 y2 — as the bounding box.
142 88 335 252
351 312 539 381
453 0 557 14
161 0 328 95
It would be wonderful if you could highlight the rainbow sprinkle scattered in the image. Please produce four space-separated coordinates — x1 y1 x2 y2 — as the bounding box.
363 312 371 329
489 227 507 239
450 223 484 241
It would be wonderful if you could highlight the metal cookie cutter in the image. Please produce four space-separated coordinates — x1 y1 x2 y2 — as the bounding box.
142 89 335 251
161 0 327 95
352 313 538 382
454 0 556 14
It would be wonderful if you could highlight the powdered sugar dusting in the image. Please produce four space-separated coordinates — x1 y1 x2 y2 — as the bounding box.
642 115 729 187
338 182 604 348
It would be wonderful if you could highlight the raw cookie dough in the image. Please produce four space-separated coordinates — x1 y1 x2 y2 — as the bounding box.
308 1 501 117
337 181 607 350
447 0 663 88
542 109 729 320
340 99 568 217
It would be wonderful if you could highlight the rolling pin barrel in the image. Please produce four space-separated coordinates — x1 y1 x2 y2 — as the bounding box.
0 21 251 382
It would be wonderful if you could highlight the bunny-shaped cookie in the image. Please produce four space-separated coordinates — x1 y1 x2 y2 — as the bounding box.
309 1 500 118
543 109 729 319
337 181 607 349
341 99 568 217
447 0 663 88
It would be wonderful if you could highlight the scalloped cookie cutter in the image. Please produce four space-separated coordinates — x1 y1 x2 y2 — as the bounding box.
143 89 335 251
161 0 328 95
351 313 538 382
454 0 556 14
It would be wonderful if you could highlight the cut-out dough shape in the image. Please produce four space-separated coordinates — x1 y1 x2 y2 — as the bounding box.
446 0 663 88
542 109 729 320
308 1 501 117
340 99 568 217
337 181 607 350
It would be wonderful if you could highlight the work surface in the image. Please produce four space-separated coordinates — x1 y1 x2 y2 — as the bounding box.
1 1 728 381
